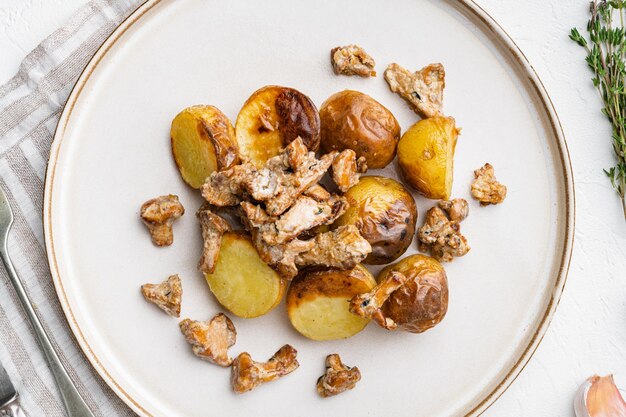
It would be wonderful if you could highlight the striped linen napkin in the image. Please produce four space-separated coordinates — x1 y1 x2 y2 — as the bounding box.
0 1 144 416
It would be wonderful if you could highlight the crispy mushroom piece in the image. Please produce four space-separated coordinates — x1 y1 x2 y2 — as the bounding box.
349 271 409 330
295 225 372 270
241 194 348 246
331 149 368 192
317 354 361 398
231 344 299 393
439 198 469 222
140 195 185 246
417 206 470 262
331 44 377 77
201 137 337 216
384 62 445 118
179 313 236 367
247 224 371 280
140 275 182 317
303 184 331 202
471 163 507 205
197 205 231 273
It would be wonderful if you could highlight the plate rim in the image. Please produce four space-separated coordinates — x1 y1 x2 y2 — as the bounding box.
42 1 575 416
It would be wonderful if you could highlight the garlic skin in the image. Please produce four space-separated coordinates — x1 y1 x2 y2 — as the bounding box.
574 374 626 417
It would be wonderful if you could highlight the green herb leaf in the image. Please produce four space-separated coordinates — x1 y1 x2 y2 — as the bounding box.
572 0 626 220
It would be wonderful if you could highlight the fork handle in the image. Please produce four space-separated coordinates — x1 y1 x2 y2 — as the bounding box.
1 399 28 417
0 249 95 417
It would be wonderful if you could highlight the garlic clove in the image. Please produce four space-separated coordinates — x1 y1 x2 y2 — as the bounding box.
574 374 626 417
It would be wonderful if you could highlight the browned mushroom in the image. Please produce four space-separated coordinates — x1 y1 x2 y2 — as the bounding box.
331 149 368 192
231 345 299 393
179 313 236 367
417 206 470 262
316 354 361 397
471 163 507 205
140 275 182 317
140 194 184 246
330 45 377 77
349 271 409 330
196 205 231 273
384 62 445 118
438 198 469 222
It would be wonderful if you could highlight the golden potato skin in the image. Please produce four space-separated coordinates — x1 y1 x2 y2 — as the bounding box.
205 232 286 318
378 254 448 333
171 105 239 188
235 86 320 167
287 265 376 341
320 90 400 169
397 116 459 200
333 176 417 265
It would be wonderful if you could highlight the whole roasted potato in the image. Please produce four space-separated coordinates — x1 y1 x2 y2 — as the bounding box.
287 264 376 341
378 254 448 333
397 116 460 200
235 85 320 167
333 176 417 265
205 232 286 318
320 90 400 169
171 105 239 188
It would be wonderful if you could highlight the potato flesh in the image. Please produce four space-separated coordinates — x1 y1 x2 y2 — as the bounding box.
397 116 459 200
171 105 238 189
287 265 376 341
205 232 285 318
171 110 219 188
235 91 284 167
289 297 369 341
235 86 320 168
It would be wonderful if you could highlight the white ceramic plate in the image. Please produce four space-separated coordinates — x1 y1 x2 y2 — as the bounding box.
43 0 574 416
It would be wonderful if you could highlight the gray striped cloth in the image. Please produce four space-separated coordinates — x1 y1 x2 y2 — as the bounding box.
0 1 144 416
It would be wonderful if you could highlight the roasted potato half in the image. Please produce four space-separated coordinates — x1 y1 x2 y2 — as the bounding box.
235 86 320 167
320 90 400 169
378 254 448 333
333 176 417 265
287 265 376 341
397 116 460 200
171 105 239 188
205 232 285 318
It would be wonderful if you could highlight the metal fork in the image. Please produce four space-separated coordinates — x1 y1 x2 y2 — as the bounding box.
0 185 95 417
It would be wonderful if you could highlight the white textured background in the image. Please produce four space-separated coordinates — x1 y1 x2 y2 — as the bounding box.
0 0 625 416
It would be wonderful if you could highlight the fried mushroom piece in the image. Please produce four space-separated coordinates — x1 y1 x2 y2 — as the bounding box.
295 225 372 271
140 195 184 246
471 163 507 205
140 275 182 317
241 194 347 246
179 313 236 367
250 225 371 280
349 271 408 330
231 344 299 393
439 198 469 222
197 205 231 274
251 231 314 279
331 44 377 77
418 206 470 262
265 151 337 216
384 62 445 118
331 149 368 192
317 354 361 398
201 137 337 216
303 184 331 202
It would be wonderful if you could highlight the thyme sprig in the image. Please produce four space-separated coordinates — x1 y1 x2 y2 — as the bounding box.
571 0 626 220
